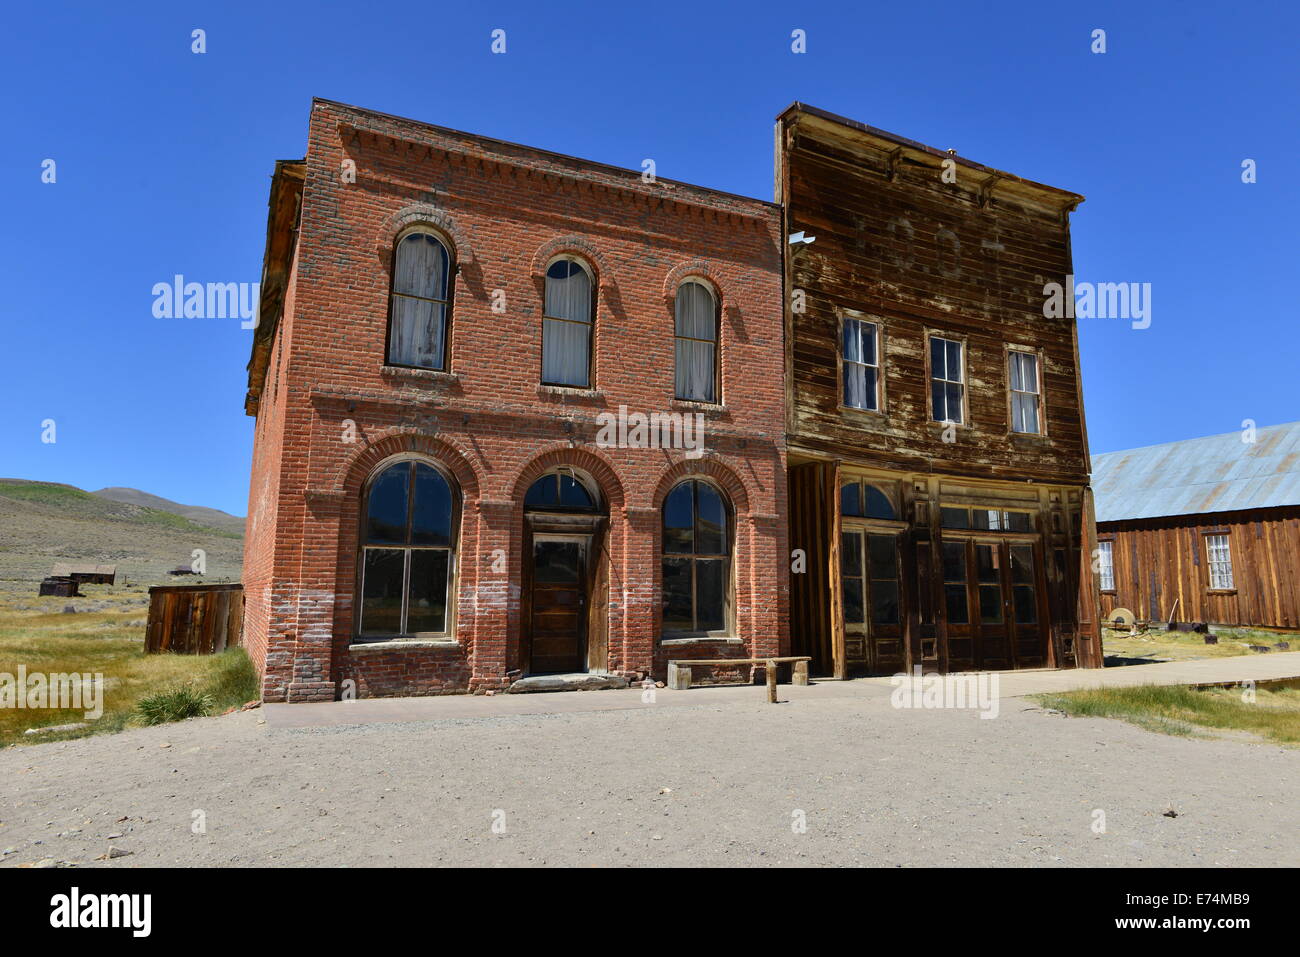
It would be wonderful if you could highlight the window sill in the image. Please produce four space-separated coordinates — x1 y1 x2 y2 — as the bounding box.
348 638 460 653
670 398 726 414
661 636 743 647
537 384 602 399
1206 589 1237 596
381 365 458 384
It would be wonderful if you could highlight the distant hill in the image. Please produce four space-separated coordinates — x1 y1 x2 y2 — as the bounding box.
92 486 246 536
0 479 244 584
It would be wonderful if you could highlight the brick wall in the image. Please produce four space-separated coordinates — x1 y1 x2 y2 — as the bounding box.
243 99 788 701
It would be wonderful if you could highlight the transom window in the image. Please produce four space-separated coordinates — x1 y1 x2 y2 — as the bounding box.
840 479 896 520
930 335 964 424
940 506 1034 533
542 258 594 387
841 318 880 411
1206 533 1234 589
1097 540 1115 592
388 231 451 370
662 480 731 636
1009 351 1042 434
359 460 456 638
524 469 598 511
674 281 718 402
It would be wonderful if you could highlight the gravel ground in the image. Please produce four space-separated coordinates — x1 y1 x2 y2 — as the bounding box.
1 686 1296 867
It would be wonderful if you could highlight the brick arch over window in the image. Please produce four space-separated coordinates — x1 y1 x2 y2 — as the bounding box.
662 260 722 302
375 204 475 265
511 444 626 513
530 235 614 289
338 428 482 503
651 456 751 516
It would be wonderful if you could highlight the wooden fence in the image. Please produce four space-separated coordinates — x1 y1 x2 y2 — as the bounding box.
146 583 244 654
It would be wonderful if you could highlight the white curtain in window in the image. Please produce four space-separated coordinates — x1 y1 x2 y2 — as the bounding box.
543 261 592 387
389 234 449 369
674 282 717 401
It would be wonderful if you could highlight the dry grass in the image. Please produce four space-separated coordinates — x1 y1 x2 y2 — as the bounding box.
1036 682 1300 745
1103 625 1297 663
0 581 257 748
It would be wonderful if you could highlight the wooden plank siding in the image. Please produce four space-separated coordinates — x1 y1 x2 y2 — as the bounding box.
1098 506 1300 629
146 583 245 655
778 105 1102 674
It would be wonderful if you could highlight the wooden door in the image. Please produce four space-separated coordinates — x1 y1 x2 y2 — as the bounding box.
528 535 587 673
841 528 905 674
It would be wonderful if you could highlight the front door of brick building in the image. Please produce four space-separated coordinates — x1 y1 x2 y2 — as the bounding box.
527 534 588 673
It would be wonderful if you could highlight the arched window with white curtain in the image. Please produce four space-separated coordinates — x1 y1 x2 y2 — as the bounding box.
387 231 452 370
674 280 718 402
542 257 594 387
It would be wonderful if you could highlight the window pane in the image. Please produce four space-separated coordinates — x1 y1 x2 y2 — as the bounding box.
389 297 446 369
360 548 405 635
1009 545 1035 584
695 483 727 555
870 580 900 625
979 584 1003 623
675 282 715 339
663 482 694 554
542 317 590 387
945 340 962 380
533 539 581 583
944 584 969 624
843 362 868 409
945 382 963 423
864 485 894 520
406 549 449 633
366 464 410 544
662 557 693 631
840 481 863 517
544 260 592 322
393 233 448 299
411 464 453 546
931 380 947 422
843 577 865 626
942 541 967 581
675 338 715 402
841 532 862 577
1007 512 1035 533
525 475 558 508
558 472 595 509
940 507 969 530
695 558 726 632
868 534 896 581
842 319 862 363
930 337 945 379
861 323 877 366
975 544 999 583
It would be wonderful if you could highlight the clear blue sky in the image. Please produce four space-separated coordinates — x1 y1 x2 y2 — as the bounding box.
2 1 1296 516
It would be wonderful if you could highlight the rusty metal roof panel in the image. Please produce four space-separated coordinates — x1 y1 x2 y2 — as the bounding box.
1092 421 1300 522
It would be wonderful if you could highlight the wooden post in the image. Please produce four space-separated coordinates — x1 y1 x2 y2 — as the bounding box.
793 659 808 686
766 659 778 703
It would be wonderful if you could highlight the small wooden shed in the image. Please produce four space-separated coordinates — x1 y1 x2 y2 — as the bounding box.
146 583 244 654
39 576 81 597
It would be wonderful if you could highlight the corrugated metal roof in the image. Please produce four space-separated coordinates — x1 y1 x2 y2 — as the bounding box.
1092 421 1300 523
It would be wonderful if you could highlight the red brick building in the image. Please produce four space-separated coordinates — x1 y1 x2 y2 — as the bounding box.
243 100 788 702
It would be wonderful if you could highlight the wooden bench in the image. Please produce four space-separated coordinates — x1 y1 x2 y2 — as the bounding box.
667 656 812 702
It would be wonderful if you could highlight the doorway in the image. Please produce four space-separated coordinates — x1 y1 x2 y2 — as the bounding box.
528 535 588 674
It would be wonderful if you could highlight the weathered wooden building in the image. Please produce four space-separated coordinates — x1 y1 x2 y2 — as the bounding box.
50 563 116 585
776 104 1102 677
1094 421 1300 630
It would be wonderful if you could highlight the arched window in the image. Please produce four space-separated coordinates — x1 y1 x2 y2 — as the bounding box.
662 479 731 635
542 257 593 387
524 469 598 511
388 231 452 370
674 280 718 402
358 460 456 638
841 480 896 521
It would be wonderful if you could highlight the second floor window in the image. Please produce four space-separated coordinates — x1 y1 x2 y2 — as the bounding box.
674 281 718 402
388 232 451 370
1097 540 1115 591
842 318 879 411
1206 533 1234 589
542 258 594 387
1009 351 1042 434
930 336 964 424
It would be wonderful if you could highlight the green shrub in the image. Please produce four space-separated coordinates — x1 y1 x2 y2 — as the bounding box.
137 686 211 725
